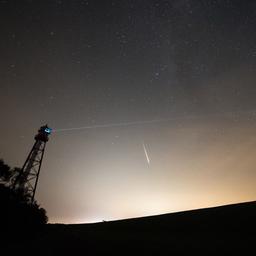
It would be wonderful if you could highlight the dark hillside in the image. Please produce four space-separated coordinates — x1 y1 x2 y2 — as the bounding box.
6 201 256 255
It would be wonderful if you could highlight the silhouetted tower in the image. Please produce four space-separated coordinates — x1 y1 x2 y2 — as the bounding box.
13 125 52 202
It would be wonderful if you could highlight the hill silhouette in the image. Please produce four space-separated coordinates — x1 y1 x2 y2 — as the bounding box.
6 200 256 255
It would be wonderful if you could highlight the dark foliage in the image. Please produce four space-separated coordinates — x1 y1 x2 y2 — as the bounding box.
0 159 48 241
0 159 13 182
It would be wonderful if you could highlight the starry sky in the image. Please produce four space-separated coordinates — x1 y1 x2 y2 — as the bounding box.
1 0 256 223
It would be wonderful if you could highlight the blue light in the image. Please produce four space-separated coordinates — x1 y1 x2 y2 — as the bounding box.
44 127 52 134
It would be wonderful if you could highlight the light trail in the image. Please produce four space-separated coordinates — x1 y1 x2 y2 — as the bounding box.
52 118 175 132
142 142 150 166
52 110 256 133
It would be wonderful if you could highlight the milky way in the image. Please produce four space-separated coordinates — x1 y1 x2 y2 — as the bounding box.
1 0 256 223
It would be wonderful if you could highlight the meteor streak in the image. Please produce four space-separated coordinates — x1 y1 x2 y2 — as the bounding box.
143 142 150 166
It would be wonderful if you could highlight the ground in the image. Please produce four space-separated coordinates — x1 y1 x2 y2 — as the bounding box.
5 201 256 255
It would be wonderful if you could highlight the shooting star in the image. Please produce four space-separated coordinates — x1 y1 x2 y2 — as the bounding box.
143 142 150 166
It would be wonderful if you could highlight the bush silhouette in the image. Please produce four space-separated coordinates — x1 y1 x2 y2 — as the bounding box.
0 159 48 240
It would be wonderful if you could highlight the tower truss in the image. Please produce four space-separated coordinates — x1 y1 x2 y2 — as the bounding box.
13 125 52 202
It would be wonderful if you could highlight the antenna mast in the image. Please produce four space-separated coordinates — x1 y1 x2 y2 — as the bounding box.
13 125 52 202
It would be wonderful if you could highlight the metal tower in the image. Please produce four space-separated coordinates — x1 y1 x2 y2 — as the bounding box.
13 125 52 202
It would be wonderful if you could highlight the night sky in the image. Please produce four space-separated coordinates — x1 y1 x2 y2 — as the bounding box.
1 0 256 223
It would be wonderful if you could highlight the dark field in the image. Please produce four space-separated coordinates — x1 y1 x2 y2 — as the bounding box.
6 201 256 255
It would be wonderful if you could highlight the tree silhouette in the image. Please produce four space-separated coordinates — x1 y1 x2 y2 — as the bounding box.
0 159 21 185
0 159 12 183
0 159 48 240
